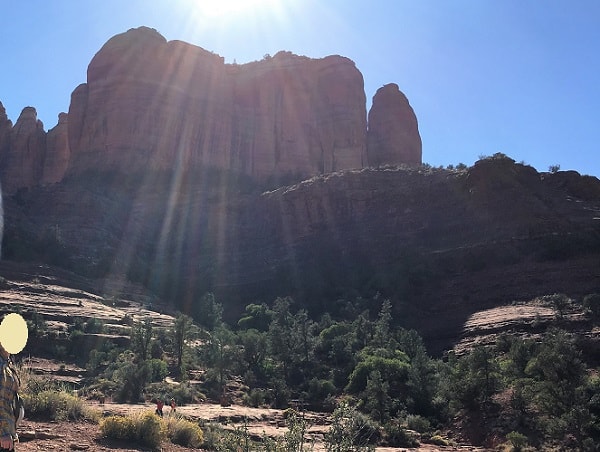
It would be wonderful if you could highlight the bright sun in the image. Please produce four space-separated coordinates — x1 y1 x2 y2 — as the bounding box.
190 0 278 18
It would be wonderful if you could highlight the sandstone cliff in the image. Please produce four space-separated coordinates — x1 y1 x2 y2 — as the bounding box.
67 27 369 179
0 27 421 193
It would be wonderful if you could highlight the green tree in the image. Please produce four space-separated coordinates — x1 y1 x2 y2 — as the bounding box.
172 313 193 377
293 309 317 367
27 310 47 339
406 347 438 416
525 329 586 418
113 355 152 403
238 328 269 382
346 349 409 417
267 297 308 382
318 323 354 368
193 292 223 330
352 311 373 349
446 347 501 412
201 324 238 389
131 317 153 361
506 337 535 381
363 370 391 422
372 299 392 349
237 303 274 331
84 317 105 333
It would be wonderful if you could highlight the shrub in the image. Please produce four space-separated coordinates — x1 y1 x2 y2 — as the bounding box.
383 419 419 447
137 411 165 449
583 294 600 318
307 377 336 404
23 390 99 422
100 411 165 450
243 388 266 407
506 431 528 451
165 415 204 448
100 415 136 441
406 414 431 433
324 402 380 450
84 317 105 333
113 360 151 403
147 359 168 382
170 382 199 404
428 435 450 446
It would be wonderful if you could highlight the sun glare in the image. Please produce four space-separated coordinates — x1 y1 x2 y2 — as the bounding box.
189 0 279 18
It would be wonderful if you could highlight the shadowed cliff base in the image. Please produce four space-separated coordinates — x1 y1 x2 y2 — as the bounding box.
3 154 599 353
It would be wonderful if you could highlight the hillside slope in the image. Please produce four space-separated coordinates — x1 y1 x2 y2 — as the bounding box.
2 154 599 351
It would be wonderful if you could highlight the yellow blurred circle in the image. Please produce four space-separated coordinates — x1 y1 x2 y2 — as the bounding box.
0 313 28 354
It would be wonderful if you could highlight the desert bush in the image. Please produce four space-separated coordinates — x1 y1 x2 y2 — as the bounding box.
84 317 105 333
100 411 165 450
198 422 224 450
583 293 600 318
243 388 266 407
282 409 314 451
405 414 431 433
84 378 120 399
307 377 336 405
100 415 136 441
165 415 204 448
324 402 379 451
113 359 152 403
170 381 200 404
382 419 419 447
22 390 99 422
506 431 528 451
147 358 168 382
427 434 450 446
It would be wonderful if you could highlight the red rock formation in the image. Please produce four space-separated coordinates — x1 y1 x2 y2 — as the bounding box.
67 27 368 179
43 113 70 184
1 27 422 192
367 83 421 166
1 107 46 192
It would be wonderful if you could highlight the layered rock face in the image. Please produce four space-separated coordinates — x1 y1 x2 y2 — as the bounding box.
0 26 421 193
367 83 421 166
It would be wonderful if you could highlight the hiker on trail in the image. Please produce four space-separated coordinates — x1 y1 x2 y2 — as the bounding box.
170 398 176 414
155 399 164 417
0 313 29 451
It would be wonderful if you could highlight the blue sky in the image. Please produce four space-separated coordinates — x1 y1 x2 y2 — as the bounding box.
1 0 599 176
